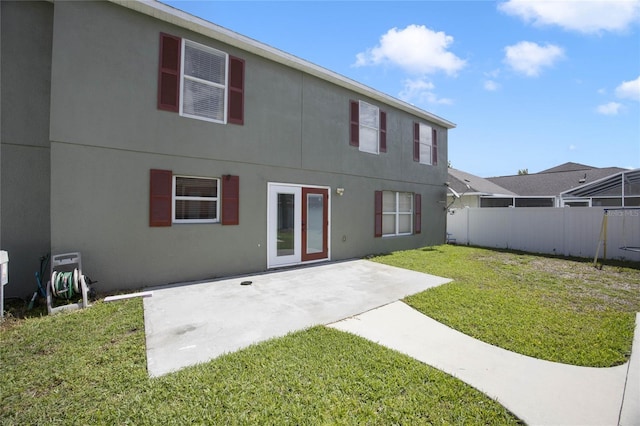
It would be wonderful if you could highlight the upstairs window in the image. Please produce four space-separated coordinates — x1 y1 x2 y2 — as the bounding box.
350 100 387 154
413 122 438 165
181 41 227 123
158 33 244 125
359 101 379 154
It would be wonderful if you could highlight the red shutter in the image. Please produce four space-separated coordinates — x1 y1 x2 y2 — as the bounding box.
413 122 420 162
221 175 239 225
228 56 245 125
432 128 438 166
349 100 359 147
379 110 387 153
158 33 181 112
150 169 172 227
414 193 422 234
374 190 383 238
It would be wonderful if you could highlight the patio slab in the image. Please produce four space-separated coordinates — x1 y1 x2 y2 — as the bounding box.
143 259 450 377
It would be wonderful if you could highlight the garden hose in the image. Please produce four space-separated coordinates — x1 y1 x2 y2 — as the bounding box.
51 269 87 300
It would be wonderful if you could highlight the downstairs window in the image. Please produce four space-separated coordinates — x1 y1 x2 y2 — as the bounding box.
173 176 219 223
382 191 414 236
149 169 239 226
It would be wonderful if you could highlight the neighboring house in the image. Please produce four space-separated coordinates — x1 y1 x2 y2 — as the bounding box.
0 0 454 297
561 168 640 207
447 163 636 208
446 168 516 208
487 162 627 207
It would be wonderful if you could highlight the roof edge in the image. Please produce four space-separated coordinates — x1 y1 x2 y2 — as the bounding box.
106 0 456 129
560 168 640 196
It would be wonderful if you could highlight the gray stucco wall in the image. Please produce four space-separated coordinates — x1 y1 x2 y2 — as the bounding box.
0 1 53 298
44 1 448 293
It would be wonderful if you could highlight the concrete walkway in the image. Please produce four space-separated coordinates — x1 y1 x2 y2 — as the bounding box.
143 259 450 377
328 301 640 426
143 259 639 425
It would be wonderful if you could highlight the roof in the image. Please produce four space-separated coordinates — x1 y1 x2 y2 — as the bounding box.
561 168 640 198
488 164 627 196
107 0 456 130
538 162 594 173
448 168 516 196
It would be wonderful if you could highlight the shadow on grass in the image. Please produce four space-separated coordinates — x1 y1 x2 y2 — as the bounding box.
2 297 48 322
419 246 443 252
451 243 640 271
367 246 446 259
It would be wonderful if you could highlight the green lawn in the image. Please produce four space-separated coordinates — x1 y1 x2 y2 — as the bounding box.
1 299 518 425
374 245 640 367
2 245 638 424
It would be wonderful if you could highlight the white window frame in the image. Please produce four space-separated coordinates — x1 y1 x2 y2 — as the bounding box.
359 100 380 155
419 122 433 165
179 39 229 124
382 191 413 237
173 175 220 224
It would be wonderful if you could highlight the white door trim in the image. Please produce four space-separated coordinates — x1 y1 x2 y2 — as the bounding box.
267 182 331 269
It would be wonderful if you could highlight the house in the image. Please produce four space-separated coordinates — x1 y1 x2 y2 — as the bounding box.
487 162 628 207
447 168 516 209
447 163 635 209
0 0 454 298
560 168 640 207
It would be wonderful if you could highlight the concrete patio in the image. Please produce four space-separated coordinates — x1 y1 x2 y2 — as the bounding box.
143 259 450 377
142 259 639 425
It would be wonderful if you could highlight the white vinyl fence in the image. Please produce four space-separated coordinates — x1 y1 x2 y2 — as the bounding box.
447 207 640 261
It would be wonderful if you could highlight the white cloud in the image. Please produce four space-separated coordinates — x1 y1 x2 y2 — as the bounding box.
485 69 501 79
503 41 565 77
615 75 640 101
569 144 577 151
596 102 623 115
398 78 453 105
354 24 466 75
484 80 500 91
498 0 640 34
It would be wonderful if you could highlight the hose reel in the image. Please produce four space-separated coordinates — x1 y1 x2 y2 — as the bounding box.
50 269 89 300
47 252 91 314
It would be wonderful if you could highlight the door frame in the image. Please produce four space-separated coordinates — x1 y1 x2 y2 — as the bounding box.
267 182 331 269
302 187 329 262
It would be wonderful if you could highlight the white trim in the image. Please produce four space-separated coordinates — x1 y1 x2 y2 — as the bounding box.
179 38 229 124
172 175 220 224
266 182 331 269
104 291 153 302
268 181 330 190
109 0 455 129
418 122 433 166
267 184 302 268
382 191 413 237
358 100 380 155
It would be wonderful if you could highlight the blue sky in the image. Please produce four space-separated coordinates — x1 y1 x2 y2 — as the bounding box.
161 0 640 177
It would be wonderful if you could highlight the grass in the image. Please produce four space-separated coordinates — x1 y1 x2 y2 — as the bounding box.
0 299 518 425
2 245 638 423
374 245 640 367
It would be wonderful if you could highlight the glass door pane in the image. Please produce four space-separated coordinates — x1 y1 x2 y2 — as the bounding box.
268 184 301 268
302 187 328 262
306 193 324 254
277 193 295 256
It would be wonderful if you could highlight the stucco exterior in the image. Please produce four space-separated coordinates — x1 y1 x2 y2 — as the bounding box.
1 0 454 297
0 1 53 298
